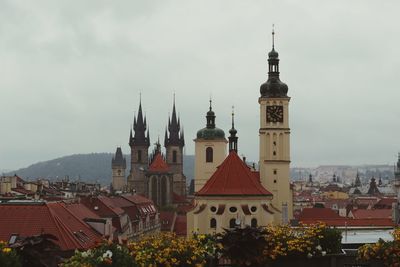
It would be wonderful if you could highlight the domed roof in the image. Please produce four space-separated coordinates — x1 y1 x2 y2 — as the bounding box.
268 48 279 59
260 76 288 97
196 127 225 140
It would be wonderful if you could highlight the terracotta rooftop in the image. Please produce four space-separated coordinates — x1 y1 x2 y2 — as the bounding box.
173 214 187 236
196 151 272 196
300 218 395 227
148 153 169 172
122 194 154 205
0 202 101 251
298 208 342 221
352 209 392 219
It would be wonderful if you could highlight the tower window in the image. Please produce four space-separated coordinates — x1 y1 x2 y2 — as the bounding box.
172 150 177 163
251 218 258 228
273 169 277 175
206 147 213 163
229 218 236 229
273 141 276 146
210 218 217 229
138 150 142 162
273 151 276 156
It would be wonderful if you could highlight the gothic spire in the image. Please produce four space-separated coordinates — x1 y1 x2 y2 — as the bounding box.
112 147 126 169
130 98 150 147
165 96 184 147
355 171 362 187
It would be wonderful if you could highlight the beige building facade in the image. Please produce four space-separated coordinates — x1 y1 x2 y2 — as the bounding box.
258 35 293 224
111 147 127 191
194 102 227 193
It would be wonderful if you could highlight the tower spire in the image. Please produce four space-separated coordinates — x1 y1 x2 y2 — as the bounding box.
165 96 184 147
229 106 238 152
260 25 289 98
206 98 216 129
131 97 149 147
272 24 275 49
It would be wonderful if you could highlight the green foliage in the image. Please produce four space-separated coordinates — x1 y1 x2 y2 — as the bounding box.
218 226 269 266
0 241 21 267
319 227 342 254
61 241 137 267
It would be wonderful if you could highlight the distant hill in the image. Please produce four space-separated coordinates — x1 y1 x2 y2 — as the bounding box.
6 153 195 186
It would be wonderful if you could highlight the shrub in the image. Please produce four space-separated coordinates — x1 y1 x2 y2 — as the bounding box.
129 232 216 266
0 240 21 267
61 241 136 267
358 228 400 267
218 226 269 266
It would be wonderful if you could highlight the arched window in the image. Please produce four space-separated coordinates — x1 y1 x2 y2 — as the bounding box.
251 218 257 228
151 177 157 205
161 176 168 207
210 218 217 229
172 150 177 163
138 150 142 162
206 147 213 163
229 218 236 229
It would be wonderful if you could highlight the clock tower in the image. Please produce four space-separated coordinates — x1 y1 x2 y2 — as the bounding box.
259 29 293 224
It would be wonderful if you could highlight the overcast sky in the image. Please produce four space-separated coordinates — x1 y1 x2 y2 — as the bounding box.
1 0 400 170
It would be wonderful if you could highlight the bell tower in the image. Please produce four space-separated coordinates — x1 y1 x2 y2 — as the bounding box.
194 100 227 193
127 98 150 194
164 97 186 196
259 28 293 224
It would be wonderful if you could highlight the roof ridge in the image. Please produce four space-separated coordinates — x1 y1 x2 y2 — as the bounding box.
197 152 272 196
47 203 81 249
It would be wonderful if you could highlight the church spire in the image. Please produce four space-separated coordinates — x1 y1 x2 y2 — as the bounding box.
165 96 184 147
130 98 150 147
260 25 289 98
206 99 216 129
228 106 238 152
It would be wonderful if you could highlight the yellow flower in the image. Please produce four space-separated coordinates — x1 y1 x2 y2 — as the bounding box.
2 247 11 253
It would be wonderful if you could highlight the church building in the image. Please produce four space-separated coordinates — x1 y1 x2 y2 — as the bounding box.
112 98 187 207
188 30 293 234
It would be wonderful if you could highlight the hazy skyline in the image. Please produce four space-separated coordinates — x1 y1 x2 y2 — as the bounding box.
1 1 400 170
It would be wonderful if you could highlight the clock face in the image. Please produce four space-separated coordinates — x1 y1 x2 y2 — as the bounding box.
266 105 284 123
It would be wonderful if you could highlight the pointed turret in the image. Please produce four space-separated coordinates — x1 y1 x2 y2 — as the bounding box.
130 99 150 147
260 26 289 98
165 97 184 147
112 147 126 168
228 107 238 152
354 171 362 187
111 147 126 191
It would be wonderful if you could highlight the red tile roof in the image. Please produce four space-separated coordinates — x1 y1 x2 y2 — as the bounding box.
160 211 175 232
352 209 392 219
172 193 189 204
301 218 395 227
374 197 397 208
122 194 154 205
11 187 35 195
298 208 341 221
148 153 169 172
0 202 101 251
173 215 187 236
196 151 272 196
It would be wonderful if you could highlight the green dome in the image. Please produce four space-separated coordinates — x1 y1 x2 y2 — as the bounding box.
196 127 225 140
